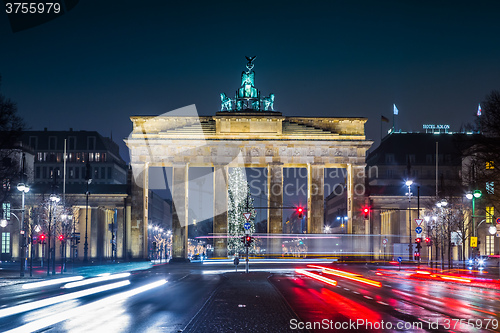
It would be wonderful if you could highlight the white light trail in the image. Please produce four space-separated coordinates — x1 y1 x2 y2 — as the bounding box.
4 279 167 333
63 273 131 289
0 281 130 318
22 276 84 290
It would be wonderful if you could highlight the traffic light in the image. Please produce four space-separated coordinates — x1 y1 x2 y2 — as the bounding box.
58 234 64 242
415 238 422 250
39 234 46 244
425 237 431 246
296 207 304 219
245 235 253 246
362 207 370 219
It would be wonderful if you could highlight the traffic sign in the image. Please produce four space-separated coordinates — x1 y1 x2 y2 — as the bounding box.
471 237 478 248
244 222 251 230
415 227 422 234
415 219 423 226
397 257 402 263
496 217 500 224
243 212 251 221
382 238 388 244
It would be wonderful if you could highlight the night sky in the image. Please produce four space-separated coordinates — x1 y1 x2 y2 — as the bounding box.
1 0 500 162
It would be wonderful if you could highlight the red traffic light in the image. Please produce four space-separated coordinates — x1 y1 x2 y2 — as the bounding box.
39 234 45 240
425 237 430 243
58 235 64 241
415 238 422 243
362 206 370 219
296 207 304 219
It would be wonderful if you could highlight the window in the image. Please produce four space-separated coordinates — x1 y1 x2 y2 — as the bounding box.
36 167 40 178
386 169 394 178
56 153 62 163
37 152 43 162
486 161 494 170
486 236 495 255
49 136 57 150
2 203 10 220
1 232 10 254
89 153 94 162
406 154 416 164
108 167 112 179
385 154 395 163
69 167 74 179
68 136 76 150
95 153 100 162
102 153 106 162
94 167 99 179
101 167 105 179
486 206 494 224
2 179 10 191
68 153 74 162
426 154 433 164
42 167 47 179
29 136 38 149
75 167 80 179
87 136 96 150
486 181 494 194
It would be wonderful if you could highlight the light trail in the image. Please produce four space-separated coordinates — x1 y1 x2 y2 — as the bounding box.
0 281 130 318
295 269 337 286
307 265 382 288
22 276 84 290
3 279 167 333
63 273 131 289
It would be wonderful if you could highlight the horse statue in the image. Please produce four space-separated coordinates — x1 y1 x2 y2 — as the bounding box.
220 93 233 111
262 93 275 111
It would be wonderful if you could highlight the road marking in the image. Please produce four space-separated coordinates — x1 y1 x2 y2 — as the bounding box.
377 301 388 305
353 291 360 294
363 295 373 300
344 288 349 291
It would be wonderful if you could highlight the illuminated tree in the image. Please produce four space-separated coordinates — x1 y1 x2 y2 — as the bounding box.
227 168 256 255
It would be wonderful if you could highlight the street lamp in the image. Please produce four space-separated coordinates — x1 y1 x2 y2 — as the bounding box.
466 189 482 258
17 183 29 277
84 161 92 263
405 180 413 260
48 194 60 276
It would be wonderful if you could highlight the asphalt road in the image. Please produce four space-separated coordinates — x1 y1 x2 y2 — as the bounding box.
0 260 499 332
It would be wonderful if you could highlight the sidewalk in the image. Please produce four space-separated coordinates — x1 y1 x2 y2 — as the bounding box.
183 272 302 333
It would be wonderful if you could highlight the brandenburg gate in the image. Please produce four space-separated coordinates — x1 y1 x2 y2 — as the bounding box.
126 57 372 259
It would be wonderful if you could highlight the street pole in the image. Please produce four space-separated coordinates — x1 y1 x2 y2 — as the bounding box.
19 189 25 277
246 245 249 273
84 180 89 262
47 202 51 276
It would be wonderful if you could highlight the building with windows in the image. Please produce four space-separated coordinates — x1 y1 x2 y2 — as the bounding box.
22 128 127 187
365 131 492 262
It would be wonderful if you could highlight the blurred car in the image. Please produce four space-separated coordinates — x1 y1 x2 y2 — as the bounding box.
190 254 204 262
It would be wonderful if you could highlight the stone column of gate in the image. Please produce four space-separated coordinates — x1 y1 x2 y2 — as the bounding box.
171 164 189 260
307 164 324 234
347 163 367 256
267 163 283 256
213 164 228 258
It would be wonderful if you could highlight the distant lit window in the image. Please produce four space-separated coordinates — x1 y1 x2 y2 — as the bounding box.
2 203 10 220
37 152 43 162
486 206 494 224
486 161 494 169
486 181 494 194
56 153 62 163
102 153 106 162
89 153 94 162
486 236 495 255
2 232 10 254
95 153 100 162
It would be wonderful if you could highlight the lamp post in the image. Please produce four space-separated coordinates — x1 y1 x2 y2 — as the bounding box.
84 161 92 262
17 183 29 277
47 194 60 276
466 190 482 259
405 180 413 260
336 215 349 233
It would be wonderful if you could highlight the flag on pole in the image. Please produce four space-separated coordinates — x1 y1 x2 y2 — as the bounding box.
393 104 399 115
381 115 389 123
477 104 482 116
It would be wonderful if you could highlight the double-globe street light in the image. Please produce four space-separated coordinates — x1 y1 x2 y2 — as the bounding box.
405 180 413 260
17 183 29 277
466 189 482 259
47 193 60 276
